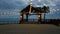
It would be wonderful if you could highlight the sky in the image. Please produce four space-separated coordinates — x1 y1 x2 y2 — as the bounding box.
0 0 60 19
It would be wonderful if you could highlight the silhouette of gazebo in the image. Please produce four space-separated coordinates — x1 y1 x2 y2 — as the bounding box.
20 5 49 24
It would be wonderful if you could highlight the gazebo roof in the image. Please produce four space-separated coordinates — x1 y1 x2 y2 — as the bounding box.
20 5 49 14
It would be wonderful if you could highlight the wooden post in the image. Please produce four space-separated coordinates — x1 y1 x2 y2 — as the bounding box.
20 13 23 24
44 13 46 24
38 12 41 24
26 14 28 23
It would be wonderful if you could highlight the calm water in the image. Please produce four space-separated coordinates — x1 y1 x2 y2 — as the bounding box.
0 18 50 24
0 18 20 24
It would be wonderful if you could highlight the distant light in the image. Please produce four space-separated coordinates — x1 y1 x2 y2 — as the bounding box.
20 16 22 18
38 15 40 17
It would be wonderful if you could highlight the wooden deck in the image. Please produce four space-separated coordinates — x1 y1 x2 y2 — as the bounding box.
0 24 60 34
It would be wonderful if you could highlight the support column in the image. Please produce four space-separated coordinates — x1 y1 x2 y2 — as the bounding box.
44 13 46 24
26 14 28 23
38 12 41 24
44 6 46 24
20 13 23 24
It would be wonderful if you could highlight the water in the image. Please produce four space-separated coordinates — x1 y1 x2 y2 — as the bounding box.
0 18 50 24
0 18 20 24
0 18 38 24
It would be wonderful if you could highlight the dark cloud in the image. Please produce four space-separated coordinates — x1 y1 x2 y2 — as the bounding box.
0 0 60 19
0 0 27 9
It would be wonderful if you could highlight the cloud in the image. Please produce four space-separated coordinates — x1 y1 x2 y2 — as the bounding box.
0 0 59 10
0 0 60 19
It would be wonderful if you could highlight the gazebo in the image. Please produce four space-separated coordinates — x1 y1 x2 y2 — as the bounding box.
20 5 49 24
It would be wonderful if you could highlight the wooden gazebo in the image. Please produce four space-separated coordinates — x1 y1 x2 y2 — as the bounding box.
20 5 49 24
